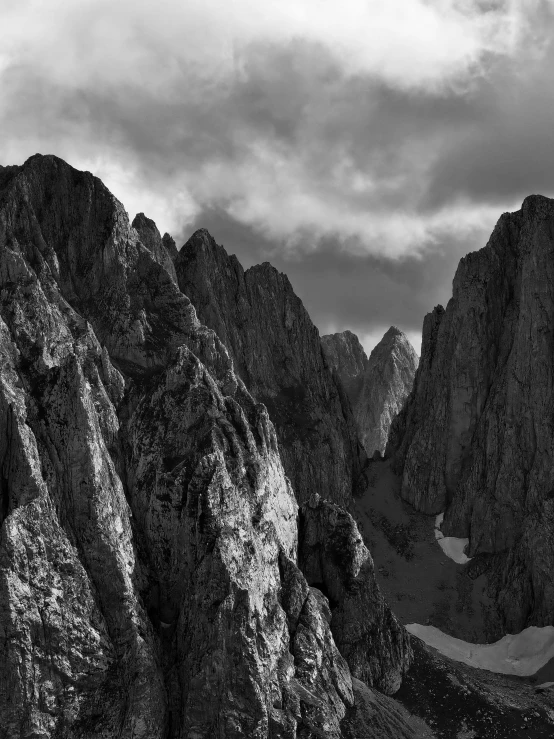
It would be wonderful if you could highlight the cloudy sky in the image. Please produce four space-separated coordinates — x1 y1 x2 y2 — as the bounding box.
2 0 554 354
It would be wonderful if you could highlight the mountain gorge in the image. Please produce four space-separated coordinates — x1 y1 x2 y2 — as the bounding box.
1 154 554 739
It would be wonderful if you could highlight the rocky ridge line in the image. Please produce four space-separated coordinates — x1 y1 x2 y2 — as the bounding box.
0 154 412 738
173 230 368 507
387 194 554 633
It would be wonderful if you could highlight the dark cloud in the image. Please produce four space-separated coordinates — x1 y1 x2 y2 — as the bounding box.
0 36 504 220
422 45 554 209
2 1 554 351
182 208 492 353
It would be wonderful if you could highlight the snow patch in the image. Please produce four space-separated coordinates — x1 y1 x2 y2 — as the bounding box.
434 513 471 564
406 623 554 677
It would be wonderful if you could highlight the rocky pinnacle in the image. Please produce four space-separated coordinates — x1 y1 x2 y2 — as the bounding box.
322 327 418 457
388 194 554 632
174 230 368 506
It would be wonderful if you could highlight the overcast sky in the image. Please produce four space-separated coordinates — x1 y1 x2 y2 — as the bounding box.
2 0 554 354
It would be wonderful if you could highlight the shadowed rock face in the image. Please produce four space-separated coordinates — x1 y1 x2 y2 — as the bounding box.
387 195 554 632
174 230 368 507
321 330 368 404
322 328 418 457
132 211 179 283
299 496 412 695
0 155 412 738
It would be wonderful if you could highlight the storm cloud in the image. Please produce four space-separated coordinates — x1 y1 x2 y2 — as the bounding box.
2 0 554 353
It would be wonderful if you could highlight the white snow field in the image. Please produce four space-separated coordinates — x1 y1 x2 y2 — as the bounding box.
434 512 472 564
406 623 554 676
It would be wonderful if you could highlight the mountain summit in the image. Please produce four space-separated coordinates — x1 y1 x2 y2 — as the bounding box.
1 155 553 737
0 154 411 738
174 228 368 506
388 195 554 633
322 327 418 456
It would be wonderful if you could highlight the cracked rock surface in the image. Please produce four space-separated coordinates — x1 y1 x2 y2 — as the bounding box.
299 495 412 695
174 230 368 507
0 154 414 738
388 195 554 632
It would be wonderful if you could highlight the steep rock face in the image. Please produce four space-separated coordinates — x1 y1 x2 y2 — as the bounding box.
0 170 165 735
174 230 367 506
132 212 179 283
388 195 554 631
321 330 368 404
299 496 412 695
323 328 418 457
0 155 413 738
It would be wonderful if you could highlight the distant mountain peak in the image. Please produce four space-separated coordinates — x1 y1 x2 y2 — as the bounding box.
323 327 418 456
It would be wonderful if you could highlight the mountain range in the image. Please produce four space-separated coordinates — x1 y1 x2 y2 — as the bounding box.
1 154 553 738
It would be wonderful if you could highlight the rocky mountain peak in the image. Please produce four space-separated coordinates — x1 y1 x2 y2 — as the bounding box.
162 231 178 257
369 327 417 362
3 154 553 737
520 192 554 217
381 325 403 341
387 194 554 632
0 154 415 738
323 327 418 457
184 226 217 249
175 231 368 506
321 330 369 402
132 211 178 282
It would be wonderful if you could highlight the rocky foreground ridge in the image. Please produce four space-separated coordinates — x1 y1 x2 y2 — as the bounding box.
322 328 418 457
0 154 412 738
388 194 554 634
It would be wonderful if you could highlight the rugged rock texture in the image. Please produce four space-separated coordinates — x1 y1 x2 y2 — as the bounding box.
321 330 368 404
174 231 368 507
388 195 554 632
323 328 418 457
0 154 412 738
341 679 428 739
132 212 179 284
299 496 412 694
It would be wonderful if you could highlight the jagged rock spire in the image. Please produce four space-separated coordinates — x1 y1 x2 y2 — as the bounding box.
322 327 418 457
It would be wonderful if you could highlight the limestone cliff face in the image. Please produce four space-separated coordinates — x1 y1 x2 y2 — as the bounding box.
132 212 179 283
299 497 412 695
321 330 368 404
174 231 367 507
388 195 554 632
0 155 411 738
323 328 418 457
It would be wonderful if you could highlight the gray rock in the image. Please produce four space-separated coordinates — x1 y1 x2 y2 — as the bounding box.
323 328 418 457
321 330 368 404
341 679 428 739
388 194 554 631
0 154 413 738
174 230 368 506
132 212 179 283
299 495 412 695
